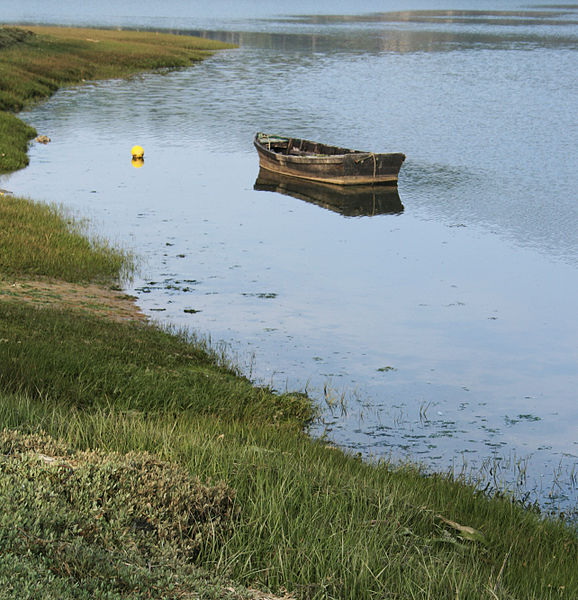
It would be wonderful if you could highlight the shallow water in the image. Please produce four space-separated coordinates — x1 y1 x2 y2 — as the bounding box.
2 1 577 514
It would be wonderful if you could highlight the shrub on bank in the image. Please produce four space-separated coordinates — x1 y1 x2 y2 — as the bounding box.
0 429 245 600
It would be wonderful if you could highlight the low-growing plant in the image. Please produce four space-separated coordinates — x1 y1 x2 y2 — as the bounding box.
0 429 236 556
0 429 249 600
0 27 34 50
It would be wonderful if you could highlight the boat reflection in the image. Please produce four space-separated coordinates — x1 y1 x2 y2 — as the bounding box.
253 168 403 217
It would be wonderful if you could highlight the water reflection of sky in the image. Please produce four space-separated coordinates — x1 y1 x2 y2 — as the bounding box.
1 1 577 515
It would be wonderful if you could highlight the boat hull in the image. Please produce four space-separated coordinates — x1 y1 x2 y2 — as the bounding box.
254 133 405 185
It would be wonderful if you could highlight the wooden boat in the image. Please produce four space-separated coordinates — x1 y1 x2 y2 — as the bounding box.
254 132 405 186
254 168 403 217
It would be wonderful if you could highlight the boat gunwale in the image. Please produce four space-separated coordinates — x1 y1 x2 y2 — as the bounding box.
254 133 404 165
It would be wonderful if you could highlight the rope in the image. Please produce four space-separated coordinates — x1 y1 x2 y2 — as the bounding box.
354 153 377 177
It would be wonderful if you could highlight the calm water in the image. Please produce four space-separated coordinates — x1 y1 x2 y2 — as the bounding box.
2 1 577 514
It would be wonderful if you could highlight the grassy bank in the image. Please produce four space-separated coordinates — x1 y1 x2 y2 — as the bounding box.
0 25 577 600
1 202 577 599
0 195 133 282
0 25 231 173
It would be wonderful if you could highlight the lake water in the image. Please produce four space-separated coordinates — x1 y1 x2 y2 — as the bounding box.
2 1 577 515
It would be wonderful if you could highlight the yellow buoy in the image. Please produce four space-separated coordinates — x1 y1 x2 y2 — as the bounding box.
131 145 144 159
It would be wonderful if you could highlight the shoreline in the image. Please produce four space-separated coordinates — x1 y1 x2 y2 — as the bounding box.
0 25 233 173
1 24 576 600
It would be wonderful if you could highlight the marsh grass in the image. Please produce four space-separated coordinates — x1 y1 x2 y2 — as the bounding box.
0 111 37 171
0 195 134 282
0 25 232 172
1 390 576 600
0 193 311 424
0 302 313 425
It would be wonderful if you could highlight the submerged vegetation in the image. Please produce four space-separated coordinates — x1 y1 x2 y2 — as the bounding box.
0 24 576 600
0 25 231 173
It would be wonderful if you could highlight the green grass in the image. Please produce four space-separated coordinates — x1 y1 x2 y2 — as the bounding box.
1 389 576 600
0 111 37 171
0 195 134 282
0 26 232 173
0 302 313 425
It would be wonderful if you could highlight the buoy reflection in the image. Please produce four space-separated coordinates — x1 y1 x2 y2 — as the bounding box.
131 157 144 169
